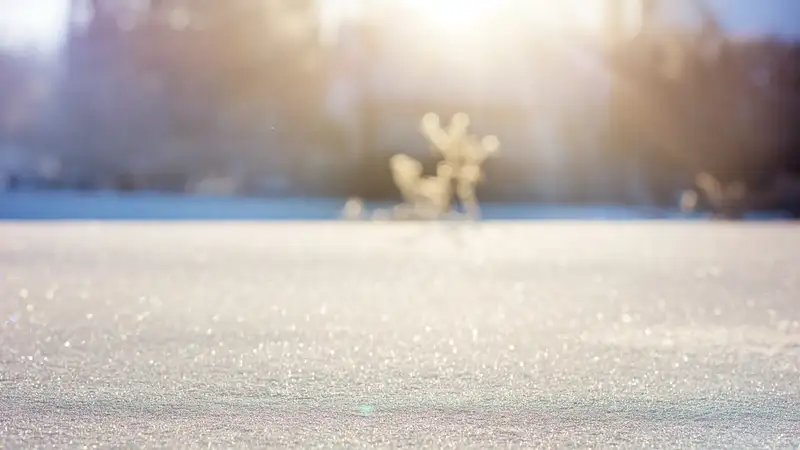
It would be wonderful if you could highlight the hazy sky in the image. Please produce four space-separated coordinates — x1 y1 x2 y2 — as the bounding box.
0 0 798 54
659 0 800 39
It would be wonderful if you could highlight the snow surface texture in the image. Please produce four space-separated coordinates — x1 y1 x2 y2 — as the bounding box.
1 222 799 448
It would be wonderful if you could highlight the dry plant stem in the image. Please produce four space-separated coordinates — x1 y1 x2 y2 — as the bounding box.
694 172 748 219
391 112 499 220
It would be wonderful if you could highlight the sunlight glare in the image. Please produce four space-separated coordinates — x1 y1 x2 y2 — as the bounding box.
401 0 606 35
407 0 497 31
0 0 69 53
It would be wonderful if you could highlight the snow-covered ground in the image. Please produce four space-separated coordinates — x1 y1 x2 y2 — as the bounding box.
0 222 798 447
0 190 793 221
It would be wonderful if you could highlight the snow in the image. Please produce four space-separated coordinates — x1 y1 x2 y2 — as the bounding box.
0 191 348 221
0 221 798 447
0 191 793 221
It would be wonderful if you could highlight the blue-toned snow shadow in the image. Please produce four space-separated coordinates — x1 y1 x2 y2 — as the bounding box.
0 191 792 221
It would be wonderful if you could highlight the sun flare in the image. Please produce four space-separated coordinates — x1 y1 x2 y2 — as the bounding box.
406 0 497 31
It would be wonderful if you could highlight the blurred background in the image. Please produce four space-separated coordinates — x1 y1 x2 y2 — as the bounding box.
0 0 799 218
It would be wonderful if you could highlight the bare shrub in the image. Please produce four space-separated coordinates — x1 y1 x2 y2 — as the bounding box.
395 112 500 219
692 172 747 219
344 112 500 220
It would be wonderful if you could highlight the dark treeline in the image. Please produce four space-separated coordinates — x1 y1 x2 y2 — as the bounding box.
607 5 800 214
1 0 340 195
0 0 799 214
